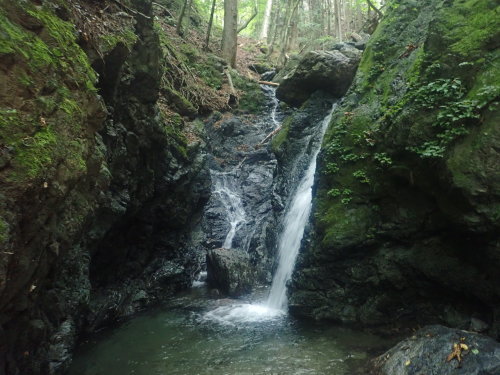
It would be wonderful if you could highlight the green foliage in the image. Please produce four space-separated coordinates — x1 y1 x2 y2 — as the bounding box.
408 78 486 158
327 188 353 205
374 152 392 167
327 188 341 198
325 162 339 175
352 170 370 184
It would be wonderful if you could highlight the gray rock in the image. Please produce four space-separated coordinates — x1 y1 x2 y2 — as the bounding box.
372 325 500 375
470 318 489 333
276 50 360 106
206 248 253 296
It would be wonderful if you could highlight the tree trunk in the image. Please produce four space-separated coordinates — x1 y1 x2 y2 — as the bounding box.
204 0 217 50
334 0 342 41
365 0 383 19
176 0 189 36
266 0 281 57
259 0 273 41
222 0 238 67
326 0 332 35
277 0 300 66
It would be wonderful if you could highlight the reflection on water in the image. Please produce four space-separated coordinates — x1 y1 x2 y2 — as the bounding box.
68 287 393 375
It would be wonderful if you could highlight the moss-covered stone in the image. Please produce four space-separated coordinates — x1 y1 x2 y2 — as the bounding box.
0 2 100 185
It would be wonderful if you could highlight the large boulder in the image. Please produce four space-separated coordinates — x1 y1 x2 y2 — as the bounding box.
206 248 254 296
371 325 500 375
276 47 361 106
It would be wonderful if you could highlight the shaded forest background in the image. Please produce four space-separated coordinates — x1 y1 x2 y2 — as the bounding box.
171 0 385 67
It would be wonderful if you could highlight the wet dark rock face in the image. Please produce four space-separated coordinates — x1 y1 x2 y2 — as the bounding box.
371 325 500 375
199 87 282 288
0 1 209 374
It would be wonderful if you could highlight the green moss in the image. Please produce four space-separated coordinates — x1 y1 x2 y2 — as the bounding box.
271 116 292 153
12 126 57 179
317 197 373 249
443 0 500 58
100 27 138 53
0 3 99 184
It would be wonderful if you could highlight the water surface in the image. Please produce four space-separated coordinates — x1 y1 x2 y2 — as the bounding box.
68 286 392 375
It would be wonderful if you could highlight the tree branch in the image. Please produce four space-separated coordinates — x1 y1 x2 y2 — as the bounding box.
237 6 258 33
111 0 151 19
365 0 383 19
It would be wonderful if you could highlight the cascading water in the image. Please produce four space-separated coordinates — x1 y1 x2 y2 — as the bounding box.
203 101 337 324
266 104 336 310
266 86 281 128
212 171 247 249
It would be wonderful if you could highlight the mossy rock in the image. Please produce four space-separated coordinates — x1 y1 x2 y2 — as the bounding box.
291 0 500 329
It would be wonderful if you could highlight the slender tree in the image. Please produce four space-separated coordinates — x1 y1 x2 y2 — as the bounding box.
176 0 193 36
259 0 273 41
222 0 238 67
204 0 217 50
334 0 342 41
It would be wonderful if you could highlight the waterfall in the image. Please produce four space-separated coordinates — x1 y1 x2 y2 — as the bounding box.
203 92 336 325
266 104 336 310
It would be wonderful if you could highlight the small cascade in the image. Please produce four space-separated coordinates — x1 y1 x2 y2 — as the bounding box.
267 86 281 128
192 271 207 288
212 171 247 249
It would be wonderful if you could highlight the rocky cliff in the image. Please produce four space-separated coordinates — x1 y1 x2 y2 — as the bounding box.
0 1 210 373
289 0 500 337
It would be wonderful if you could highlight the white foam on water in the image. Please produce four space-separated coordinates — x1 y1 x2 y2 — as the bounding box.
202 303 285 326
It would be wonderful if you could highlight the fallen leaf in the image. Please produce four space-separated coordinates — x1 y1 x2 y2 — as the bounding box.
405 360 411 366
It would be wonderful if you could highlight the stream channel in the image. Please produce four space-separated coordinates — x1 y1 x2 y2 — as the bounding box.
67 87 393 375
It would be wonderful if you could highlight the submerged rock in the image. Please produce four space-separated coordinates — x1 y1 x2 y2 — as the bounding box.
372 325 500 375
206 248 253 296
276 48 361 106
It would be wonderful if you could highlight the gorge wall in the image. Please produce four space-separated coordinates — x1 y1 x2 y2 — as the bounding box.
0 1 211 373
289 0 500 338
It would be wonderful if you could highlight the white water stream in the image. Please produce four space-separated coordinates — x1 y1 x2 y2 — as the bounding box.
212 172 247 249
266 105 335 309
204 102 336 324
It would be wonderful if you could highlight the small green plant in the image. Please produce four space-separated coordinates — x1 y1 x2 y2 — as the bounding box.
325 162 340 174
327 188 341 198
341 197 352 205
353 169 370 184
341 153 360 162
374 152 393 167
409 78 486 158
327 188 353 204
